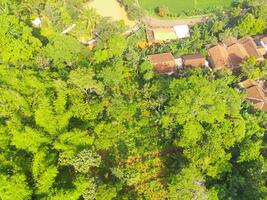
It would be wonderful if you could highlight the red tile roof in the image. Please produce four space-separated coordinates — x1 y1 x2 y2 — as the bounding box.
181 54 206 67
208 36 264 70
208 45 231 70
148 53 177 75
241 80 267 112
238 36 263 59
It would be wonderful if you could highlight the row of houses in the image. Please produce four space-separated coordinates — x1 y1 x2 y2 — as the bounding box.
148 53 207 75
147 34 267 112
208 36 266 71
148 35 267 75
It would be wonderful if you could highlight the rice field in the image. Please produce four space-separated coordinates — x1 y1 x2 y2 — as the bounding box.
139 0 233 15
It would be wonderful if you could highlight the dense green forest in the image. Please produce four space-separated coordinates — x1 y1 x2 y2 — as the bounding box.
0 0 267 199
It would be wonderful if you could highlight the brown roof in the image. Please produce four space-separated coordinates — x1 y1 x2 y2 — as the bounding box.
223 37 238 47
261 103 267 112
148 53 176 75
246 85 265 101
208 45 231 70
240 79 257 88
181 54 205 67
242 80 267 112
146 29 155 45
238 36 263 59
208 36 265 70
227 43 248 67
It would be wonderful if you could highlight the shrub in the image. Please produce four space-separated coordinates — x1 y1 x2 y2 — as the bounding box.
156 5 169 17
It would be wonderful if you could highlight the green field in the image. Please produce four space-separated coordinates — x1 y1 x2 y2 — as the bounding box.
139 0 233 15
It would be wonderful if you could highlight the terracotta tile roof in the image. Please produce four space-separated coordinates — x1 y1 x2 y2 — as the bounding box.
240 79 257 88
246 85 265 101
227 43 249 67
148 53 176 75
223 37 238 47
181 54 205 67
241 80 267 112
238 36 263 59
208 36 265 70
208 45 231 70
262 103 267 112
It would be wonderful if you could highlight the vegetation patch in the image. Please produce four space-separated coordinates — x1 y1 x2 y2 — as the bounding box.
139 0 234 17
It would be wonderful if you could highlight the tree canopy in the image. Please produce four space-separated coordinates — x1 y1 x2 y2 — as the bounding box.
0 0 267 199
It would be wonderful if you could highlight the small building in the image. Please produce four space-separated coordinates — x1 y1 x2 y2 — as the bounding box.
238 36 263 60
146 28 177 45
240 80 267 112
208 44 231 70
148 53 177 75
153 28 177 43
227 43 248 68
173 25 190 39
222 37 238 47
145 25 190 45
181 54 206 68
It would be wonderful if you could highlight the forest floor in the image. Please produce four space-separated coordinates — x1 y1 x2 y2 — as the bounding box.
88 0 136 27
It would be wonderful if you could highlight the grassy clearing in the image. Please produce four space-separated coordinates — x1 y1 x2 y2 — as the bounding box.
139 0 233 15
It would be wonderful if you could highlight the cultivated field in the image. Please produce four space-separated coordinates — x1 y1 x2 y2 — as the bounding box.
139 0 233 14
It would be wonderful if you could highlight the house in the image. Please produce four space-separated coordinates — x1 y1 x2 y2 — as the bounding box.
227 42 248 68
208 36 264 71
146 28 177 45
240 80 267 112
238 36 263 60
145 25 190 45
153 28 177 43
222 37 238 47
181 54 206 68
148 53 177 75
173 25 190 39
208 44 231 70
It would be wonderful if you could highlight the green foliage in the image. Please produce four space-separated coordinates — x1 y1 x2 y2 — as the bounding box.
0 1 266 200
0 174 32 200
169 165 218 200
41 34 86 69
0 13 41 67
